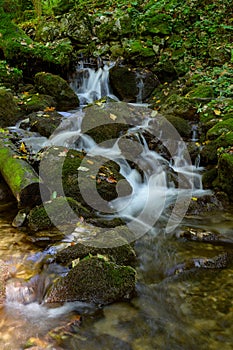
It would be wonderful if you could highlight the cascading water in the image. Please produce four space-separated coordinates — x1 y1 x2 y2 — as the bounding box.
1 60 222 350
69 59 119 105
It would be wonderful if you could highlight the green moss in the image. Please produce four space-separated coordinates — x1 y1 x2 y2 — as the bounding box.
28 196 91 231
202 167 218 189
45 256 136 304
0 60 22 88
207 118 233 140
218 153 233 198
188 84 215 99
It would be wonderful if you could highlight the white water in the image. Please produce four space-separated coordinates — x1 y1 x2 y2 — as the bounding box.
69 60 119 105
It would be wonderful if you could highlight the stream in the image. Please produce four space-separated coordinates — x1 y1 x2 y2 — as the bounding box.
0 61 233 350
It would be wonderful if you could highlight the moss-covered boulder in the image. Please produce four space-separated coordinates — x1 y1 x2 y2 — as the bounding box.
0 89 21 127
201 132 233 165
27 110 62 138
187 84 215 101
161 94 197 120
28 196 91 231
164 115 191 138
45 257 136 305
82 101 153 144
55 226 136 266
39 147 132 214
217 153 233 198
34 72 79 111
109 66 158 102
19 93 56 114
206 118 233 140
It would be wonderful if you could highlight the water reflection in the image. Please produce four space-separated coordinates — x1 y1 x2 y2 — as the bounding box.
0 211 233 349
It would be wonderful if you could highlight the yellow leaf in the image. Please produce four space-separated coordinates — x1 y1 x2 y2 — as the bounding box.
95 101 102 106
87 160 94 165
109 113 117 121
214 109 221 116
19 142 27 153
192 197 198 201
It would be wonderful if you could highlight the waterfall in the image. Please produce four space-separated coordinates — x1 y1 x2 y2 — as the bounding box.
69 59 119 105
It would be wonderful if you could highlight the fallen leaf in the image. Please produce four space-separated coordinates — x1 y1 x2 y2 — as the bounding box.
214 109 221 116
87 159 94 165
106 176 117 183
19 142 27 153
109 113 117 121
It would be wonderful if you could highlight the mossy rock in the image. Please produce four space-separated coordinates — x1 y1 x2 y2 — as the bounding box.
55 225 136 266
28 196 91 231
161 94 197 120
45 256 136 305
187 84 215 100
0 60 23 89
202 167 218 189
218 153 233 198
39 146 132 213
164 115 191 138
144 13 173 35
0 89 21 127
19 93 56 114
206 118 233 140
28 110 62 138
34 72 79 111
109 66 158 102
201 132 233 165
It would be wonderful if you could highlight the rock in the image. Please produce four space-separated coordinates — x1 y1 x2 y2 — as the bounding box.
167 252 232 277
0 89 21 127
0 60 23 89
206 118 233 140
178 227 233 246
45 257 136 305
34 72 79 111
202 167 218 189
160 94 197 120
200 132 233 166
28 197 91 232
187 84 214 101
109 66 158 102
55 226 136 266
19 93 56 114
217 152 233 198
39 146 132 213
12 208 29 228
27 110 63 138
163 114 191 138
186 194 224 215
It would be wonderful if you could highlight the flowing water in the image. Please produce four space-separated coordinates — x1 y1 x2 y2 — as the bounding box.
0 62 233 349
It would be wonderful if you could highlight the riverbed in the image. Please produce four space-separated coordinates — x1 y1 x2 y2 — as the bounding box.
0 207 233 350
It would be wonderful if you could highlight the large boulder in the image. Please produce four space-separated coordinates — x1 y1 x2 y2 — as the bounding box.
109 66 158 102
39 147 132 213
45 256 136 305
217 152 233 198
27 196 91 232
34 72 79 111
55 225 136 266
0 90 21 127
26 110 63 138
